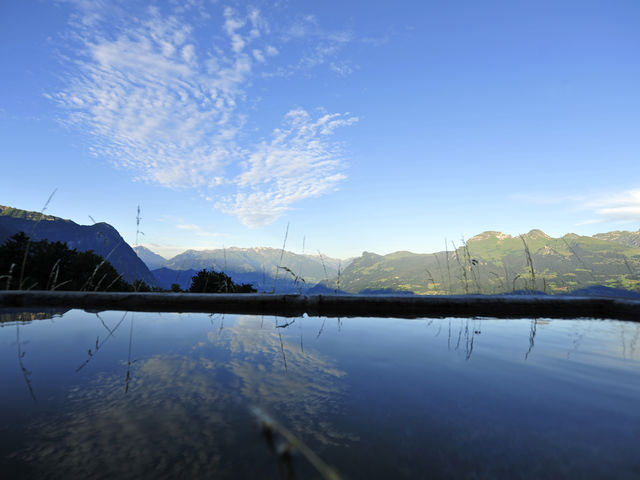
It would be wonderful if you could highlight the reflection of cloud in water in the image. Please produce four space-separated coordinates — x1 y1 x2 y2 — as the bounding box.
14 314 351 478
17 355 234 478
208 316 353 446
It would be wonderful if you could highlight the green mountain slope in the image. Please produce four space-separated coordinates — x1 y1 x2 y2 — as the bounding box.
332 230 640 295
593 229 640 249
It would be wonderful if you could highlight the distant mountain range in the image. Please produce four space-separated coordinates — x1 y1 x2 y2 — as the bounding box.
137 227 640 295
151 267 199 291
163 247 342 282
133 246 167 271
137 245 344 293
3 204 640 296
0 205 155 285
325 229 640 295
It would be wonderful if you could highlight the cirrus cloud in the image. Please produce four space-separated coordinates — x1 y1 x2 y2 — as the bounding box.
218 109 357 227
514 188 640 226
49 2 358 227
588 189 640 224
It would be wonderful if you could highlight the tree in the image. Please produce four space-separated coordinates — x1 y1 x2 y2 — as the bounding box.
0 232 132 291
188 269 256 293
132 279 152 292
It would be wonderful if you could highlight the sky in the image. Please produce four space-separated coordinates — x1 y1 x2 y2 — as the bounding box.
1 0 639 259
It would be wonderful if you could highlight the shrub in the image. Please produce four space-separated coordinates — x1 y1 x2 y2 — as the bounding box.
188 269 256 293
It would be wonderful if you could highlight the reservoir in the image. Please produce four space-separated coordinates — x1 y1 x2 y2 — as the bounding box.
1 310 639 479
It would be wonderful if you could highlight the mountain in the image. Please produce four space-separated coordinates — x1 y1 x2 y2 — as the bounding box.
0 205 155 286
6 204 639 296
152 266 312 293
331 230 640 295
151 267 199 291
134 245 167 270
149 246 346 293
593 229 640 249
163 247 344 285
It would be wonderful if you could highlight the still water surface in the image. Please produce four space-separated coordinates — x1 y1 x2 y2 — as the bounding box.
1 311 639 479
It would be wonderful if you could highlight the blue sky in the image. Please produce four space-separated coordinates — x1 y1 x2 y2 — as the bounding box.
1 0 639 259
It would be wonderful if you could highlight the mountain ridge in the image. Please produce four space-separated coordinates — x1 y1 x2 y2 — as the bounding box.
0 205 156 285
137 227 640 295
4 204 639 295
328 229 640 294
133 246 167 271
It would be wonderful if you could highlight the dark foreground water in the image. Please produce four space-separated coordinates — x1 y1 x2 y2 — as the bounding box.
1 311 639 479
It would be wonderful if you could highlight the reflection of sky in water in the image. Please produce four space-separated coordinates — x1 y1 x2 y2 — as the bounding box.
1 311 639 479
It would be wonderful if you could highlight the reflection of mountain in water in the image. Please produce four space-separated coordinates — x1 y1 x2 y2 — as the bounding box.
14 315 351 479
0 310 68 324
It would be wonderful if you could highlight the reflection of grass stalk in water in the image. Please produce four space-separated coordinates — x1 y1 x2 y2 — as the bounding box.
455 320 463 350
251 405 343 480
17 324 37 403
464 320 474 360
316 318 327 338
299 320 304 353
124 315 135 394
277 329 287 372
76 311 129 372
96 313 114 335
218 314 225 336
525 319 537 360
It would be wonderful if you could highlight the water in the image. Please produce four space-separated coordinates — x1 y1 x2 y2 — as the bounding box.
1 311 639 479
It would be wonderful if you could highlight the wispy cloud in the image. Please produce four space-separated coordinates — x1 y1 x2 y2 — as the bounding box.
587 189 640 224
49 2 358 227
50 5 251 188
176 223 202 232
263 14 356 78
218 109 357 227
330 61 356 77
177 223 224 237
515 188 640 226
510 192 582 205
